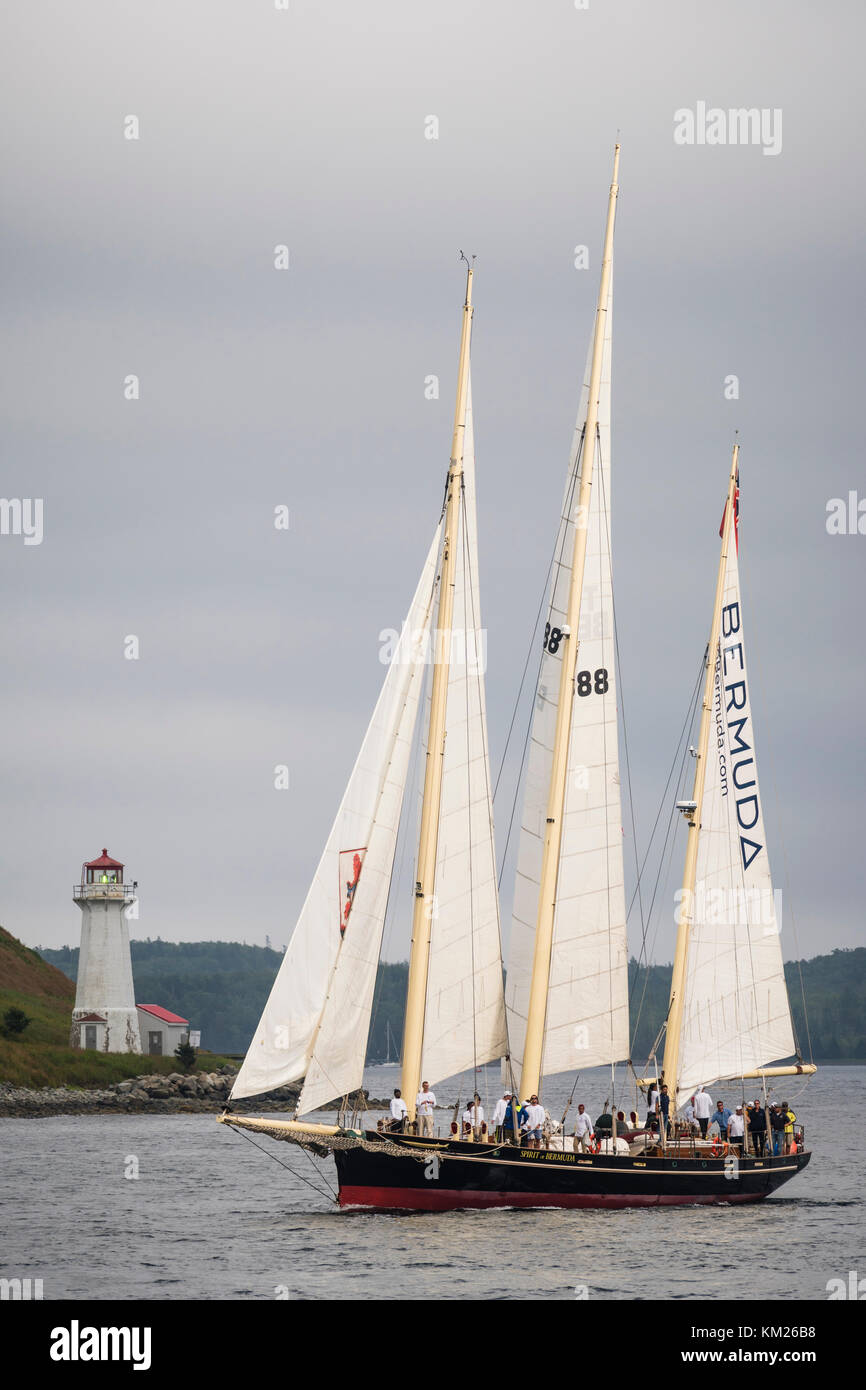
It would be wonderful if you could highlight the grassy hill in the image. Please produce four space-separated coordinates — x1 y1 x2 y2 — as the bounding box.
0 926 232 1087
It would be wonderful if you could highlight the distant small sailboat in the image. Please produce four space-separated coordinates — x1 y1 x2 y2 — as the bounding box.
375 1021 399 1069
221 146 815 1208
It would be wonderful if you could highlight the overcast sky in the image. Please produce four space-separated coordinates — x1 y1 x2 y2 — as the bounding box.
2 1 864 969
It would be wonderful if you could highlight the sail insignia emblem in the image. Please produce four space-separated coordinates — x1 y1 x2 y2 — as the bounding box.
339 848 366 936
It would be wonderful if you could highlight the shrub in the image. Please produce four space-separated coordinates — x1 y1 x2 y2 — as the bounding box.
1 1007 32 1039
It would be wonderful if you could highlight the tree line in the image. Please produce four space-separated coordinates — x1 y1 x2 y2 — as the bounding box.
37 941 866 1063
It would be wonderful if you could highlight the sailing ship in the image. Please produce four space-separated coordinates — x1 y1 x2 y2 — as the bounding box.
373 1021 399 1068
220 146 815 1208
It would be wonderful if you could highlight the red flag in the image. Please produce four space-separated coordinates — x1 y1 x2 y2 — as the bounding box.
720 472 739 552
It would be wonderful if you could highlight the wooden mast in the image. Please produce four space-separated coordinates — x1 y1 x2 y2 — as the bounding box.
519 146 620 1103
661 442 739 1104
401 264 474 1124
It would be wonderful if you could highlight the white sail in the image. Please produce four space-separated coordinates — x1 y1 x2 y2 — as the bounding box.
506 273 629 1079
421 383 508 1086
676 524 795 1105
232 525 442 1104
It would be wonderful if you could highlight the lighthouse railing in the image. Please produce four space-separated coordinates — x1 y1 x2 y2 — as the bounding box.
73 883 136 901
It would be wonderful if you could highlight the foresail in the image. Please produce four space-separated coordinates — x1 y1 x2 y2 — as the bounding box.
676 532 795 1104
506 274 629 1079
232 525 442 1104
421 382 508 1086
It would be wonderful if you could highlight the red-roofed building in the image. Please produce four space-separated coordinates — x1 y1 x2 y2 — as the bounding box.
137 1004 188 1026
136 1004 191 1056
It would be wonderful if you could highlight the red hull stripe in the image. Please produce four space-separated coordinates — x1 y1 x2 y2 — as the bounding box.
338 1186 765 1211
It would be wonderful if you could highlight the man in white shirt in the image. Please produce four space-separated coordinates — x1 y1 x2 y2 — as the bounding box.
727 1105 745 1151
492 1091 511 1142
416 1080 437 1137
389 1088 408 1133
523 1094 546 1149
694 1086 713 1138
573 1103 594 1153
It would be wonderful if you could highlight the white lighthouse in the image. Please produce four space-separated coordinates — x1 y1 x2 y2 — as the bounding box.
70 849 141 1052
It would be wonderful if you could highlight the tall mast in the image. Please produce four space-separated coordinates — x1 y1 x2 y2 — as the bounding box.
519 146 620 1102
401 264 474 1123
662 441 739 1103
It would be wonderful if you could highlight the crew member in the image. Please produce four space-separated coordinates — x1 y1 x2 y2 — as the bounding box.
492 1090 511 1142
416 1081 437 1138
574 1103 594 1152
523 1095 545 1150
694 1086 713 1138
389 1088 408 1133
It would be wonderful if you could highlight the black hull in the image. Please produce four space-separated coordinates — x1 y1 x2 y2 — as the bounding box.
334 1134 811 1210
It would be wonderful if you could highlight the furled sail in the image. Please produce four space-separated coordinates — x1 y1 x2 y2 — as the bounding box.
421 382 508 1085
506 274 629 1079
675 522 795 1104
231 525 442 1104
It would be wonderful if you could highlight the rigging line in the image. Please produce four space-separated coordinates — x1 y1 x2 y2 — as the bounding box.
369 618 431 1056
596 432 647 956
628 718 697 1058
227 1122 337 1202
560 1071 581 1132
625 654 706 943
368 533 444 1061
632 675 702 976
492 428 585 804
624 660 703 1070
494 432 586 889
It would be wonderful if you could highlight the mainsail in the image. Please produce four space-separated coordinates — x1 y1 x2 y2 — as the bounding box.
421 384 508 1085
231 525 442 1105
506 259 629 1080
675 503 795 1103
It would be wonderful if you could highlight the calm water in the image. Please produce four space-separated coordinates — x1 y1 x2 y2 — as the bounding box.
1 1065 863 1301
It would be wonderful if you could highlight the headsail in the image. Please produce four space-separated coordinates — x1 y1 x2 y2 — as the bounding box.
421 382 508 1086
506 259 629 1080
675 505 795 1103
231 524 442 1105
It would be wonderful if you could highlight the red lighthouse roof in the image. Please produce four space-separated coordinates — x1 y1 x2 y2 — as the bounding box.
84 848 124 869
137 1004 189 1025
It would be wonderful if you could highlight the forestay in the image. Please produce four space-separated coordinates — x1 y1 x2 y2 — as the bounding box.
506 273 629 1079
676 528 795 1105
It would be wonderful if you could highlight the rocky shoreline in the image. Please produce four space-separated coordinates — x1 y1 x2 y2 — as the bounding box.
0 1069 397 1119
0 1066 292 1118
